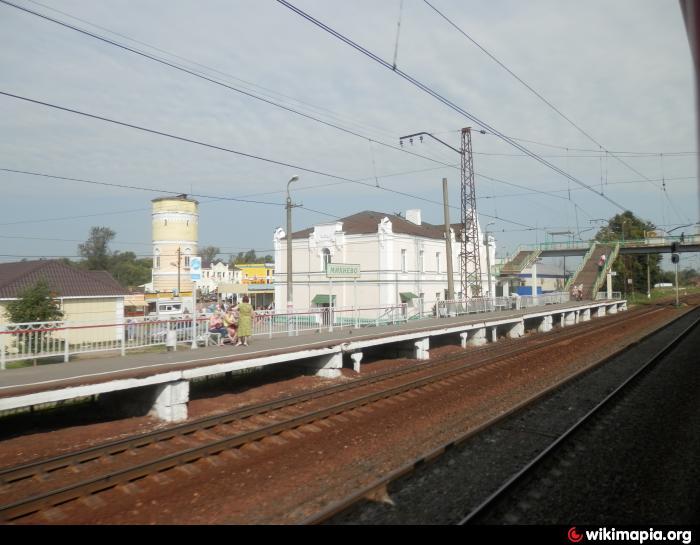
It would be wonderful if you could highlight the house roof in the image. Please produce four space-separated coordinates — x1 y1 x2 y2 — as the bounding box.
289 211 452 240
0 260 128 299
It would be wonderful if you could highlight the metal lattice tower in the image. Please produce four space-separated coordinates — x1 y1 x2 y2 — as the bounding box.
461 127 482 298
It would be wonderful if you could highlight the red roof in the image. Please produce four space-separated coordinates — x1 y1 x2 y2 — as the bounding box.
0 260 128 299
288 210 457 240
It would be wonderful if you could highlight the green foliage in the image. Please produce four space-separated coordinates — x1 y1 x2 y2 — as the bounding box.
109 252 152 287
75 227 151 288
200 246 220 263
78 226 116 270
6 279 64 323
229 249 273 265
594 211 663 294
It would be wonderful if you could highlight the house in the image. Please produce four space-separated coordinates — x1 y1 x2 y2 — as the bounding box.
273 209 494 313
199 259 240 295
237 263 275 308
0 260 128 344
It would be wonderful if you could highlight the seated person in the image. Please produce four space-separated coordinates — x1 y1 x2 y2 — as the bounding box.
223 308 238 343
208 312 228 345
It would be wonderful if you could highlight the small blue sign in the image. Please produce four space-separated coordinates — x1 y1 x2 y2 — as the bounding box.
190 256 202 281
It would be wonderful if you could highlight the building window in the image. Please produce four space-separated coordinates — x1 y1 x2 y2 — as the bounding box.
322 248 331 271
154 248 160 269
401 249 407 273
435 292 441 301
436 252 441 274
184 248 191 268
419 250 424 272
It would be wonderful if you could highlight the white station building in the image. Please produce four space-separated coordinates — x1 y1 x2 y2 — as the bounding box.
273 209 495 313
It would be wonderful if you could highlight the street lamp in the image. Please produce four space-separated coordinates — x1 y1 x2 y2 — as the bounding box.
484 222 495 301
286 175 299 312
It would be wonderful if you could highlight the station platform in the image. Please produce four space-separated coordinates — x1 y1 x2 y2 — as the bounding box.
0 299 627 422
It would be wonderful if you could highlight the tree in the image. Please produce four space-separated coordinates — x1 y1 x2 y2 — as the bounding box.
78 226 116 270
200 246 220 263
109 251 152 288
230 249 274 265
594 211 662 294
6 279 64 323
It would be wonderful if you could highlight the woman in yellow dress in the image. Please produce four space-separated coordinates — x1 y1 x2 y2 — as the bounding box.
236 295 255 346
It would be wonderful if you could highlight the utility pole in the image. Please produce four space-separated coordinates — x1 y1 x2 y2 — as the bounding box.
442 178 454 301
484 222 495 301
286 175 300 314
400 128 484 299
177 246 181 299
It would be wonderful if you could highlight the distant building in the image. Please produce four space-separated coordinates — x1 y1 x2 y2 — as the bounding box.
238 263 274 308
273 209 494 312
0 260 128 344
199 259 239 294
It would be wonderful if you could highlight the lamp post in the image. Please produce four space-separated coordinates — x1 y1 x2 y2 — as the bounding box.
286 175 299 313
484 222 495 301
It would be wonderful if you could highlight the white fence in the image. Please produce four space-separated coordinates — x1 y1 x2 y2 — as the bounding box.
1 292 571 369
595 292 623 300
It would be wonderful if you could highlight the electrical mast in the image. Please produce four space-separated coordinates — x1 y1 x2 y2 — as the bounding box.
399 127 484 299
461 127 482 297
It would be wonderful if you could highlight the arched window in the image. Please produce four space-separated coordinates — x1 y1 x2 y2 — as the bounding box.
154 248 160 269
184 248 191 268
322 248 331 271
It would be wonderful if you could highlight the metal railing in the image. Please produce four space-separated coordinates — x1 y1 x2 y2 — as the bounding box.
596 292 622 300
1 291 571 369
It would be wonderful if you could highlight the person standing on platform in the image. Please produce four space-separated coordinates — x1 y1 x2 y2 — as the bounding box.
236 295 255 347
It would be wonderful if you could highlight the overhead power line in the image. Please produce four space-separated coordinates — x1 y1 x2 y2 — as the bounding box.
420 0 690 221
275 0 629 213
0 0 459 173
0 92 536 230
2 0 614 225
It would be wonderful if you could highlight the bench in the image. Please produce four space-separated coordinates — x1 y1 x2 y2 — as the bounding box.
197 332 229 347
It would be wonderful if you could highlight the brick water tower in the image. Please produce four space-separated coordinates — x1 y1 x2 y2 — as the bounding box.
151 195 199 313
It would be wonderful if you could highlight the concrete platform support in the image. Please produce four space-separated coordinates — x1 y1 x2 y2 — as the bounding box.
564 311 577 327
397 337 430 360
305 352 343 378
619 302 627 311
152 380 189 422
350 352 363 373
490 327 497 343
593 305 605 318
462 327 487 348
414 337 429 360
537 315 553 333
580 308 591 322
507 320 525 339
608 304 618 315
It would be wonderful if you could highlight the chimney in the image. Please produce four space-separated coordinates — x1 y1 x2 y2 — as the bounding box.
405 209 422 225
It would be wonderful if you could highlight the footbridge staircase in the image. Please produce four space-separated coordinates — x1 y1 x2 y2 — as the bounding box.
499 249 542 276
565 243 619 300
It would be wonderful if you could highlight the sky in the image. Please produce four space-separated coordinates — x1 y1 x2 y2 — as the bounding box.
1 0 698 270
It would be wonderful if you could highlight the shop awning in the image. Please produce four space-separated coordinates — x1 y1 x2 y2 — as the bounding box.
399 292 419 302
312 294 337 305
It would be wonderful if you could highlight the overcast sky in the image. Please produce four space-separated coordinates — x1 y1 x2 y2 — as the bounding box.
1 0 698 269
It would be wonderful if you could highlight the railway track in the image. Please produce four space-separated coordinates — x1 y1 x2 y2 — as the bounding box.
0 302 679 522
460 311 700 525
302 302 699 524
